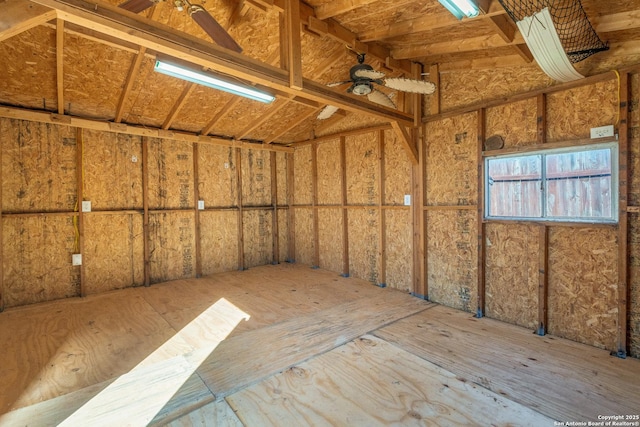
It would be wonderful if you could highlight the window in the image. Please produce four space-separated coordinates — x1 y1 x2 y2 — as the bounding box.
485 143 618 223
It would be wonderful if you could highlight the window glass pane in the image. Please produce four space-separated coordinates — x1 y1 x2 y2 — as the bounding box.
545 148 612 219
487 155 542 217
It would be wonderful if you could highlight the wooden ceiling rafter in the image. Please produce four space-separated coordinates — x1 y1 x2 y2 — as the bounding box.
0 0 57 42
161 82 196 130
263 106 321 144
30 0 413 126
237 47 344 142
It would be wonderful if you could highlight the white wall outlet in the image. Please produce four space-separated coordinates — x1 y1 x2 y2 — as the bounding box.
198 200 205 210
81 200 91 212
404 195 411 206
590 125 614 139
224 162 230 169
72 254 82 266
131 155 138 163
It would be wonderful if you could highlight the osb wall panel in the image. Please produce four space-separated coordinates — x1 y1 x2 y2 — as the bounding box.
242 149 271 207
198 144 237 208
425 113 477 206
212 98 274 139
318 208 343 273
439 66 552 113
348 209 380 284
276 152 288 207
0 27 57 111
485 223 538 329
385 209 412 292
278 208 289 263
486 98 538 149
148 211 196 284
426 210 477 313
1 119 76 213
548 227 618 351
200 210 239 275
630 214 640 358
314 113 387 138
2 215 79 307
346 131 379 206
83 130 143 210
293 145 312 205
294 207 314 265
383 130 411 205
64 34 133 120
147 138 194 210
317 139 342 205
243 210 273 268
546 80 617 142
83 213 144 294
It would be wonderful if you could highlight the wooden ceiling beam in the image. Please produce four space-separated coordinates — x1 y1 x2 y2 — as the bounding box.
236 98 288 140
42 20 142 53
359 12 457 42
200 97 242 136
114 46 146 123
0 0 57 42
392 33 525 60
315 0 380 21
284 0 303 90
594 9 640 32
32 0 413 126
268 0 412 73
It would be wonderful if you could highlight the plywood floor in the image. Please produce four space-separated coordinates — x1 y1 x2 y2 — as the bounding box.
0 264 638 426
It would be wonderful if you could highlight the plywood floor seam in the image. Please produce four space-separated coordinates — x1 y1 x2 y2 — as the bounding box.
1 264 639 426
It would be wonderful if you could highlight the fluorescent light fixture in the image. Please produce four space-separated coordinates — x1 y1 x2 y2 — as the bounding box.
154 60 275 103
516 8 584 82
438 0 479 19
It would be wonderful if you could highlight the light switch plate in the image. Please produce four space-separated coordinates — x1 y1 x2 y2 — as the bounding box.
81 201 91 212
72 254 82 266
404 195 411 206
198 200 205 210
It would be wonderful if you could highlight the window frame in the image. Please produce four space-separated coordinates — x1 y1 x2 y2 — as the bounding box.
483 141 619 224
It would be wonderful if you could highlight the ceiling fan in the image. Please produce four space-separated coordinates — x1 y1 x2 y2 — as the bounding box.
318 53 436 120
118 0 242 52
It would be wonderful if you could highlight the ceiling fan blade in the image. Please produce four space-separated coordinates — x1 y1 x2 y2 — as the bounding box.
317 105 339 120
327 80 352 87
382 78 436 94
367 89 396 109
189 5 243 53
119 0 156 13
353 68 386 79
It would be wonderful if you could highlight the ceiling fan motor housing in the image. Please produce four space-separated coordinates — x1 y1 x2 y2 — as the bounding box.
349 64 375 95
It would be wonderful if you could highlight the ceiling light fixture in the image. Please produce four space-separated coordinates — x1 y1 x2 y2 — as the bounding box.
154 60 275 103
438 0 480 19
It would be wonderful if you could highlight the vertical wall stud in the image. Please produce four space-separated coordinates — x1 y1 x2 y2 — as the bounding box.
236 147 245 271
311 141 320 268
412 128 426 298
616 72 630 358
76 128 86 296
378 130 387 287
476 108 486 317
287 152 295 263
0 120 4 311
340 136 350 277
193 143 202 278
538 225 549 335
142 137 150 287
271 151 279 264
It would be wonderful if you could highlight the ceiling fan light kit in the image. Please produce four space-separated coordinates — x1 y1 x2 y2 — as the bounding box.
438 0 480 20
154 60 275 103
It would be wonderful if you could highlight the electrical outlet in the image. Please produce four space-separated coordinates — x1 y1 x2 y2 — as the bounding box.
590 125 614 139
131 155 138 163
198 200 205 210
404 195 411 206
224 162 230 169
81 200 91 212
72 254 82 266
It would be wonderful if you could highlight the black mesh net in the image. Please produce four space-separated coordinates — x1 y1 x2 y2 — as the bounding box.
497 0 608 63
